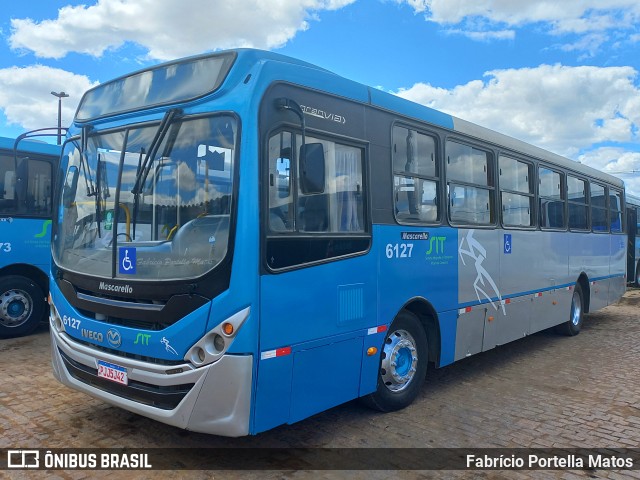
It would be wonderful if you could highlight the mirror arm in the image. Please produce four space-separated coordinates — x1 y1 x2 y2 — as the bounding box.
275 98 306 156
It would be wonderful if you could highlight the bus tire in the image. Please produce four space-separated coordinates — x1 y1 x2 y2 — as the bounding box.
555 284 584 336
0 275 46 339
635 261 640 287
361 311 428 412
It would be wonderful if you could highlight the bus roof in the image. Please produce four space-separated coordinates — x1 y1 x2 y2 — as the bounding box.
0 135 61 157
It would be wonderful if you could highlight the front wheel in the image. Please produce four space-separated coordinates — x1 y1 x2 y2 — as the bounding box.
0 276 46 338
361 311 428 412
555 284 584 336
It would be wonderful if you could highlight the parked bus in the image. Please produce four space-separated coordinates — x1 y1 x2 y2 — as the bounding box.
626 194 640 285
49 49 627 436
0 135 60 338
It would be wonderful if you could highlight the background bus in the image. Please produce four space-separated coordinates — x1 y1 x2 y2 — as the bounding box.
626 194 640 285
49 49 626 436
0 136 60 338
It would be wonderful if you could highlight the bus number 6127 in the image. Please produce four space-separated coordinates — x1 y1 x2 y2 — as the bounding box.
386 243 413 259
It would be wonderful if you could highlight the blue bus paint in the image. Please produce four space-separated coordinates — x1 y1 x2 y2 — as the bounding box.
0 136 60 338
48 49 628 436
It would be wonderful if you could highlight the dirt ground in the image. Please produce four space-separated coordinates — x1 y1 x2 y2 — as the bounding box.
2 289 640 479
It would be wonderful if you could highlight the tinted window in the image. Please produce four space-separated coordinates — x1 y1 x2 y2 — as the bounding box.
539 167 565 229
0 154 52 216
567 175 588 231
447 141 489 186
392 126 439 224
610 189 622 233
591 182 608 232
266 131 368 270
499 155 533 227
447 140 494 225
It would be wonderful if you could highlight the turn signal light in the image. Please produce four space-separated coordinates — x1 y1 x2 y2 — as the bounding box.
367 347 377 356
222 322 234 336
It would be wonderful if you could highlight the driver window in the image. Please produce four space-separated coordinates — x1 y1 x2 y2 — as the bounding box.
268 132 294 231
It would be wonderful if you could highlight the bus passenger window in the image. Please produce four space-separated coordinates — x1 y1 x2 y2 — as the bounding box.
539 167 565 229
446 140 494 226
499 155 533 227
591 182 608 232
567 175 588 230
392 126 439 224
610 189 623 233
0 155 16 212
27 159 52 215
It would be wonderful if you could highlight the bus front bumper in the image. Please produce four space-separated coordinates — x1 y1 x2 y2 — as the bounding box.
50 321 253 437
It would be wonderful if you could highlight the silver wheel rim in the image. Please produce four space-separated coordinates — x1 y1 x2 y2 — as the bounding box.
380 329 418 392
0 289 33 328
570 290 582 326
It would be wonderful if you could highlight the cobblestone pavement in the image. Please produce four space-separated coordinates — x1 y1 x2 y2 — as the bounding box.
2 290 640 480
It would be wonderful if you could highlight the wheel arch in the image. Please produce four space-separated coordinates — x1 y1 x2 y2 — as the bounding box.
576 272 590 313
0 263 49 297
397 297 441 367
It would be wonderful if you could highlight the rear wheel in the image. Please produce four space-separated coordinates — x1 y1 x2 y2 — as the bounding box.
0 276 46 338
555 284 584 336
361 311 428 412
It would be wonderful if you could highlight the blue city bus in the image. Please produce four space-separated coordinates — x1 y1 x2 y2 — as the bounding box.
626 194 640 285
49 49 627 436
0 136 60 338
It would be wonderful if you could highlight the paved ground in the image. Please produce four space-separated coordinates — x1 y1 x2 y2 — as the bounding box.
1 289 640 479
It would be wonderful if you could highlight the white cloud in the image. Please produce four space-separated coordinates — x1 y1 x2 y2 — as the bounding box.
9 0 357 61
579 147 640 173
445 29 515 41
395 0 640 54
395 64 640 159
579 147 640 196
407 1 640 31
0 66 97 131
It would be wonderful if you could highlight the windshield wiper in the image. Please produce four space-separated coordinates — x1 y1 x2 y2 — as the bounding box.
131 146 145 241
131 108 181 195
94 153 103 238
80 125 96 198
130 108 181 240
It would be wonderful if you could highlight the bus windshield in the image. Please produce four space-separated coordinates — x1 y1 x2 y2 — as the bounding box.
52 114 236 281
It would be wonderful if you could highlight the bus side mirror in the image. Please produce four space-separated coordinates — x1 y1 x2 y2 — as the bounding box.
299 143 325 194
63 165 78 208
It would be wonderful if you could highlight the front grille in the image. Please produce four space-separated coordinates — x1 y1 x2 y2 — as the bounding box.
71 337 185 366
59 349 194 410
75 307 169 331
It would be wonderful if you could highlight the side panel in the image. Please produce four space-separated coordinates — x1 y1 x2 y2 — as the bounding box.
454 307 484 360
609 234 627 303
289 337 363 423
0 218 51 271
255 255 376 432
485 295 530 349
376 225 459 366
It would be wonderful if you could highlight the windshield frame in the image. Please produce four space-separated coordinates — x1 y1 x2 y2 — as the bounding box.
52 112 241 288
75 52 237 123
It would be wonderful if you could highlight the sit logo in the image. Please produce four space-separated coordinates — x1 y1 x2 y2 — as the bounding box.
426 236 446 255
134 332 151 346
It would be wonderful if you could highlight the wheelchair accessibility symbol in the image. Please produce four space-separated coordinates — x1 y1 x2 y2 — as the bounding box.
504 234 512 254
119 247 137 274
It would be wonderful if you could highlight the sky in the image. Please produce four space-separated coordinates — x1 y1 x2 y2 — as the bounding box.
1 0 640 193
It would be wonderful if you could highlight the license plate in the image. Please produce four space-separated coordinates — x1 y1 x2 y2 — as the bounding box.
97 360 128 385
